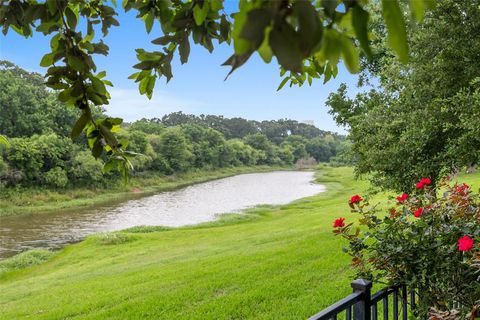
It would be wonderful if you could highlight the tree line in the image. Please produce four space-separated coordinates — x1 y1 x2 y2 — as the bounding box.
0 0 434 176
0 61 347 189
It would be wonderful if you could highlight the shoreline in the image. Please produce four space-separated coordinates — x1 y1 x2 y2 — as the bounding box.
0 165 295 218
0 168 323 260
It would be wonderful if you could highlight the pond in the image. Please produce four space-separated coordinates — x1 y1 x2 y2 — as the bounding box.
0 171 325 258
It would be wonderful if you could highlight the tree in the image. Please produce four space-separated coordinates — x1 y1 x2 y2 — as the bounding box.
0 0 435 178
282 135 308 162
128 119 164 135
327 0 480 192
156 127 194 173
226 139 258 166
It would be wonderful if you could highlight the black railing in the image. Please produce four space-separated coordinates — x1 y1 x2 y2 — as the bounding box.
308 279 415 320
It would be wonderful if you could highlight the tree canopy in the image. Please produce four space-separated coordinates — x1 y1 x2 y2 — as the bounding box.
0 0 436 178
326 0 480 192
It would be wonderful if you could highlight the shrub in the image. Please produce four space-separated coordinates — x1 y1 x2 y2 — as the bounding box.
0 249 55 276
334 178 480 318
70 151 104 185
6 137 43 182
0 156 7 175
43 167 68 188
96 232 134 245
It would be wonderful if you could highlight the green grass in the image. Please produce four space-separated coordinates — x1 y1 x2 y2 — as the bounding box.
1 167 478 319
0 249 56 277
0 165 287 217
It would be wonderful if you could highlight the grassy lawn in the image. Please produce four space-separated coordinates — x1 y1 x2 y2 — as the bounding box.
1 167 478 319
0 165 287 217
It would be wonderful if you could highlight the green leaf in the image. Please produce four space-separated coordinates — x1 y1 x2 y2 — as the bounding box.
220 15 230 41
221 50 254 79
58 88 73 102
339 36 360 73
277 77 289 91
46 0 57 16
99 123 118 147
65 6 78 29
232 1 255 55
91 76 107 95
193 3 209 26
92 140 103 159
240 8 273 48
382 0 409 63
210 0 223 11
40 53 55 67
139 75 156 97
103 159 116 173
71 113 89 139
269 22 303 72
69 55 85 72
146 75 156 99
179 36 190 64
352 6 372 57
144 12 154 33
323 63 332 84
296 0 322 54
316 28 341 65
97 71 107 79
257 27 272 63
152 35 174 45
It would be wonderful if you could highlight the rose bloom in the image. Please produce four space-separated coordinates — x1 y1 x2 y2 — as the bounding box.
413 207 424 218
396 193 408 203
458 235 474 252
416 177 431 189
349 195 363 204
456 183 470 194
333 218 345 228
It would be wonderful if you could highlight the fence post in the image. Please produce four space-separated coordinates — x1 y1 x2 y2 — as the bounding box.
351 279 372 320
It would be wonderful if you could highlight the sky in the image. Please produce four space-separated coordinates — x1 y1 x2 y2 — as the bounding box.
0 5 361 134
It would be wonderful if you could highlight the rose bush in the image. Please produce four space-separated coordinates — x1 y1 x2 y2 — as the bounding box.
333 178 480 319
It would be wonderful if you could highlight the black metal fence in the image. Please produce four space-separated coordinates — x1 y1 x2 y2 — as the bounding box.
308 279 415 320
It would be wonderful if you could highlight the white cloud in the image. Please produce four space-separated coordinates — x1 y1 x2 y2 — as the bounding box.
104 87 205 122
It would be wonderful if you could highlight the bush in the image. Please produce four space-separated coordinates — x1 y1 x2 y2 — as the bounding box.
0 249 55 276
96 232 134 245
43 167 68 188
70 151 104 185
6 137 43 181
0 156 8 176
333 178 480 318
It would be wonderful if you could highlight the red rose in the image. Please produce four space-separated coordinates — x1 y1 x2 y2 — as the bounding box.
396 193 408 203
456 183 470 194
416 178 431 189
421 178 431 185
333 217 345 228
349 195 363 205
413 207 424 218
458 235 474 252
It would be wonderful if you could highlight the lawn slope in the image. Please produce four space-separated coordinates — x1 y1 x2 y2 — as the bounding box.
0 167 381 319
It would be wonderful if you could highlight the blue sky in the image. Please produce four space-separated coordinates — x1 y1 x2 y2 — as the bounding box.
0 6 360 134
